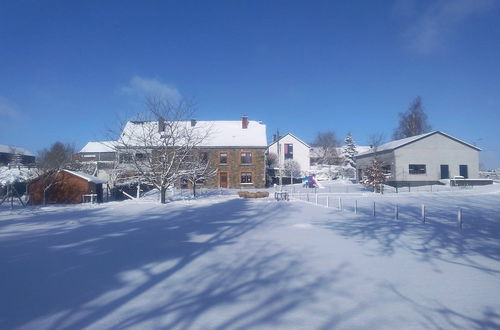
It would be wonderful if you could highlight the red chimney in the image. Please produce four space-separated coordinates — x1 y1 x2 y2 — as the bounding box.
242 115 249 129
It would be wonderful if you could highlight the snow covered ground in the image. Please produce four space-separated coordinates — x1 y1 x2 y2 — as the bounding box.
1 183 500 329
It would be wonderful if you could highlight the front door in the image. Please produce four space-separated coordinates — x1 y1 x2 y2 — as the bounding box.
219 172 228 188
96 184 103 203
440 165 449 179
459 165 468 178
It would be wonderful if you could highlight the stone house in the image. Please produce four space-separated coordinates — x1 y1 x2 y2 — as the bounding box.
117 116 268 189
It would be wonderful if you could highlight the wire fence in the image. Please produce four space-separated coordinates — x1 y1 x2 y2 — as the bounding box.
288 191 465 230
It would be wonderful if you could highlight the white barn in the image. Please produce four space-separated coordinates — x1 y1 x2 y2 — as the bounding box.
356 131 481 187
268 133 310 173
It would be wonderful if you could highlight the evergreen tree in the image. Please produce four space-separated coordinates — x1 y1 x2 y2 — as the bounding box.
342 133 357 168
341 133 357 178
360 159 386 193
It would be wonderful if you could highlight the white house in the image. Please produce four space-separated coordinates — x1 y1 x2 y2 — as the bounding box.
268 133 310 173
77 141 118 162
356 131 481 187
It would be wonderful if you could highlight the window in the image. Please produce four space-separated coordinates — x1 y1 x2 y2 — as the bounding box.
220 152 228 164
241 172 253 184
382 165 391 175
284 143 293 159
119 153 133 163
135 153 146 161
409 164 426 174
241 152 252 164
200 152 208 162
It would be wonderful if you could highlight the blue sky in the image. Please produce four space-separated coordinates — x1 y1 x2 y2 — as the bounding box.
1 0 499 168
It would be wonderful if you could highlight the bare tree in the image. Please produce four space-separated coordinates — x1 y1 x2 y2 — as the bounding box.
311 131 340 165
116 96 210 203
393 96 432 139
37 142 76 171
266 152 278 168
180 151 217 197
368 133 385 154
34 141 79 205
283 159 301 184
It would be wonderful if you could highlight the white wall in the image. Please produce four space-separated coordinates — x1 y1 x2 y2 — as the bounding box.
268 134 310 172
356 151 396 180
394 133 479 181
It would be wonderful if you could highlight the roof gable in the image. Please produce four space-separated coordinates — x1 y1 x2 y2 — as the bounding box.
356 131 481 158
268 133 310 149
0 144 34 156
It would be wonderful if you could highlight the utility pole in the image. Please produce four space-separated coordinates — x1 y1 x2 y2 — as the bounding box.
276 129 283 191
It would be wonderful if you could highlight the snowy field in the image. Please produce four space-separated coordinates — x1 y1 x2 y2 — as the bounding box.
1 183 500 329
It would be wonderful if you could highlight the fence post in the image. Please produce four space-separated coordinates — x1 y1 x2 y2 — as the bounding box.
355 200 358 214
338 197 342 211
458 208 463 230
373 201 376 217
421 204 426 223
395 204 399 220
326 195 329 208
315 193 318 205
307 193 309 202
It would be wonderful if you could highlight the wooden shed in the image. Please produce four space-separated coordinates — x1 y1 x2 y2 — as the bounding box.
28 169 107 205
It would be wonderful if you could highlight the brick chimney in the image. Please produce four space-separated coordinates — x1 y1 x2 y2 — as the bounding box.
158 116 165 132
242 115 249 129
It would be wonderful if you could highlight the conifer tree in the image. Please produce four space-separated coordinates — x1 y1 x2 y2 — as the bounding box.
341 133 357 178
360 159 386 193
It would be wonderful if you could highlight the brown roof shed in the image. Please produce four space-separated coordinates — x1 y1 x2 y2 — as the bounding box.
28 170 106 205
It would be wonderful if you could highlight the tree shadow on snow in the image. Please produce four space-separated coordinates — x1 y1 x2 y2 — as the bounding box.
0 198 350 329
318 194 500 275
383 283 500 330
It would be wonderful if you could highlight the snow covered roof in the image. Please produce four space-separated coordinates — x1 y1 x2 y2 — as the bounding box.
63 169 107 184
355 146 372 154
0 166 37 185
268 133 310 148
356 131 481 157
310 146 370 158
79 141 117 153
120 119 267 148
0 144 34 156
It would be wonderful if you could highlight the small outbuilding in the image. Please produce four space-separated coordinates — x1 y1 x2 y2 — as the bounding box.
29 169 107 205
